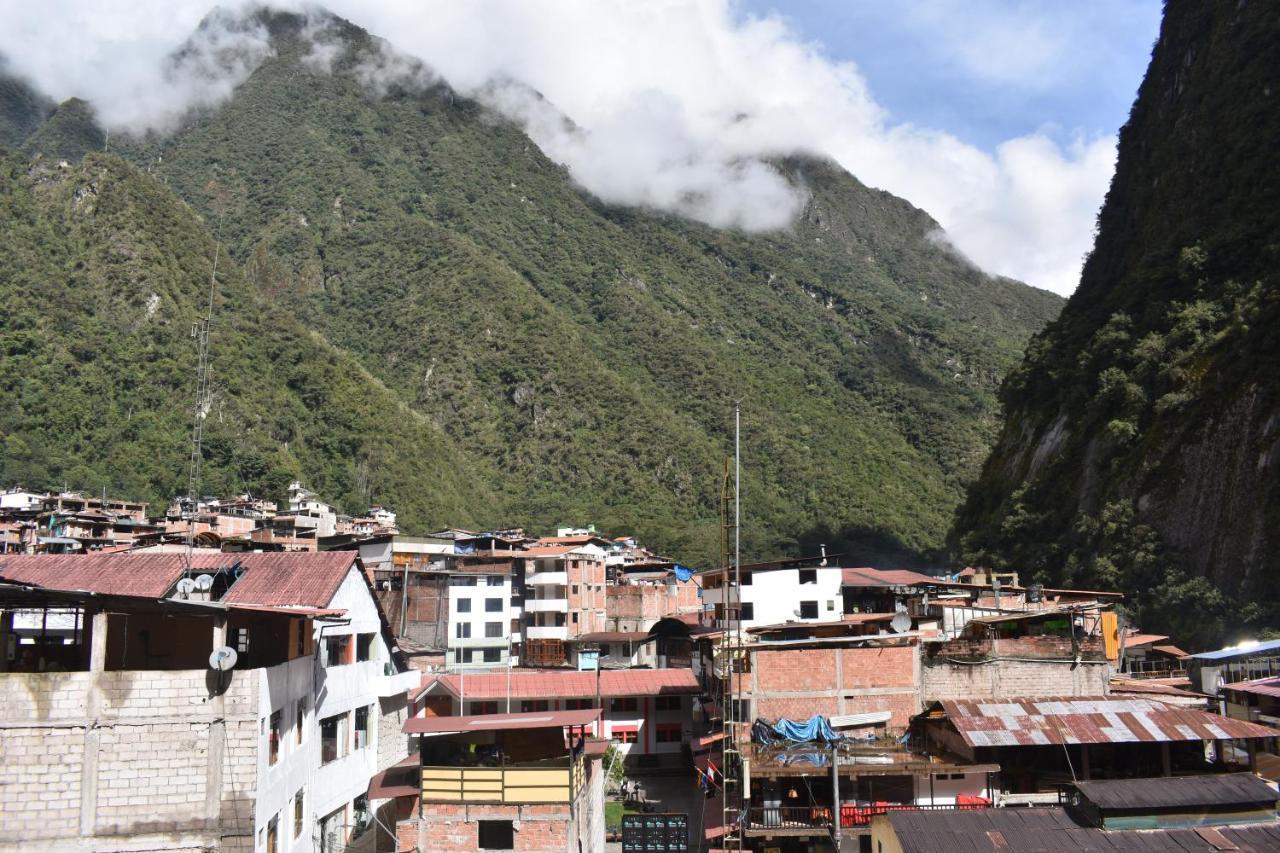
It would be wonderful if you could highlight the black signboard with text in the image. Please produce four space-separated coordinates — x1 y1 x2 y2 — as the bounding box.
621 812 689 853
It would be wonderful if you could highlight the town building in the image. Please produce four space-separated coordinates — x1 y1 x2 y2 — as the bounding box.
393 709 606 853
698 556 845 630
447 563 521 669
0 551 420 852
1190 639 1280 697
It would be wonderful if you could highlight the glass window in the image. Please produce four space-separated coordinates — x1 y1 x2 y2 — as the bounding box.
740 602 755 621
522 700 550 712
320 713 347 764
483 649 501 663
266 814 278 853
613 729 637 744
564 698 593 710
456 597 472 612
268 710 282 765
486 576 505 586
654 696 681 711
470 701 498 714
234 627 250 653
485 598 503 612
655 723 682 743
295 699 306 746
484 622 503 638
456 622 472 639
799 601 818 619
355 705 370 750
463 649 475 663
798 569 817 584
356 633 375 661
325 635 351 667
611 697 638 713
293 790 304 838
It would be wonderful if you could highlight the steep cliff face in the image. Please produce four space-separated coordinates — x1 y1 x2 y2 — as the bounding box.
952 0 1280 647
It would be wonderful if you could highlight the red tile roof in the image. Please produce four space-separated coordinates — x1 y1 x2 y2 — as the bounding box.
423 668 699 701
935 697 1276 748
521 546 579 558
0 551 359 609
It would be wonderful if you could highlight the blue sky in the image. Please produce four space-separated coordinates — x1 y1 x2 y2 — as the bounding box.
743 0 1163 154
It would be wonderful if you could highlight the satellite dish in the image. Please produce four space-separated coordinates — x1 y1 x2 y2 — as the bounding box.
209 646 238 671
195 574 214 591
889 612 911 634
175 578 197 596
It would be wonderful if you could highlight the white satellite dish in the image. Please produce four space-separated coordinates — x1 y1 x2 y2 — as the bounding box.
889 612 911 634
195 574 214 591
209 646 238 671
175 578 197 596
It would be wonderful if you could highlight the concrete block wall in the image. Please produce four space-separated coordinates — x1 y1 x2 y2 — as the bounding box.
0 669 259 851
920 657 1111 701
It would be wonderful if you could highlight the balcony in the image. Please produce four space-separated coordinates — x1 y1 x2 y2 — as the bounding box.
526 625 568 640
528 571 568 586
526 598 568 612
422 756 584 804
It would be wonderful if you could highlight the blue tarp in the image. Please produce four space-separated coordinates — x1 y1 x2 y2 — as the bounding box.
673 564 695 582
752 715 844 746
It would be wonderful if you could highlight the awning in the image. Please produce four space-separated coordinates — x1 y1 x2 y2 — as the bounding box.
404 707 601 734
368 754 420 800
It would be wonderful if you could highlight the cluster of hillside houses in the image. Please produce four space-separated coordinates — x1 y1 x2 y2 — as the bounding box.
2 484 1280 852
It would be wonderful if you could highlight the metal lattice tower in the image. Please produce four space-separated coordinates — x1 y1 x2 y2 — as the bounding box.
184 215 224 577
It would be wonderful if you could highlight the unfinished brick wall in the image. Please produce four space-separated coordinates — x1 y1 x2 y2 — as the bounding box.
403 803 573 853
605 583 702 632
747 643 919 730
377 576 449 648
0 669 258 851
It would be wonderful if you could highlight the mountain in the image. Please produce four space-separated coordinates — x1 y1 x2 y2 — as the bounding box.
952 1 1280 647
0 68 52 148
0 9 1061 564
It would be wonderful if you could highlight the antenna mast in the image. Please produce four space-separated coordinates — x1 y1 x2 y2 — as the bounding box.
184 212 225 576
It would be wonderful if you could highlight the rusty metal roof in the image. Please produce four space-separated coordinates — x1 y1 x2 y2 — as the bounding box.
886 808 1280 852
1072 773 1279 811
0 553 186 597
841 567 938 587
403 707 601 733
935 697 1278 747
1222 677 1280 699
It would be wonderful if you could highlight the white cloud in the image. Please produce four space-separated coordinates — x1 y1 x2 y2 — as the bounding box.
0 0 1126 294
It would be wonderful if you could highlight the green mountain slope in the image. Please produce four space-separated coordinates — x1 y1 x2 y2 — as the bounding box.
1 9 1061 564
0 152 492 528
952 1 1280 647
0 69 52 148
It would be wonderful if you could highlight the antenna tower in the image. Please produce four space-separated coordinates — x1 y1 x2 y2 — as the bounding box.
184 211 225 577
715 404 744 853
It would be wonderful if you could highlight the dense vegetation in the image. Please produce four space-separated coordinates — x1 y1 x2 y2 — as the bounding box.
952 1 1280 648
0 10 1061 566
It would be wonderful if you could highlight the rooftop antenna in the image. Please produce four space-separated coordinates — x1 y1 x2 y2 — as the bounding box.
184 206 226 580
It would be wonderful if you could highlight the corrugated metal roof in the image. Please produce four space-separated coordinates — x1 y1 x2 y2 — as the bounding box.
936 697 1277 747
1072 773 1279 811
0 551 359 609
887 807 1280 853
1222 677 1280 699
404 707 601 733
746 613 894 633
1192 639 1280 661
1122 633 1171 648
841 567 938 587
1151 644 1191 658
424 668 699 701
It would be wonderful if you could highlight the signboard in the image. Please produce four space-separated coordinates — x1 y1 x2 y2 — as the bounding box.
578 649 600 672
621 813 688 853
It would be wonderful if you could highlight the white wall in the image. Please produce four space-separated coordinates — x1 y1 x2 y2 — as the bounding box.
447 575 516 669
912 770 991 806
254 656 315 852
701 566 843 628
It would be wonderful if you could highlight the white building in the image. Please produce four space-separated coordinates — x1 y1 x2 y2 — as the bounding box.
447 567 519 668
698 560 844 630
287 481 338 539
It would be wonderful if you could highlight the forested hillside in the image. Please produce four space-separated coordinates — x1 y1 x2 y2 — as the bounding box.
953 0 1280 647
0 9 1061 565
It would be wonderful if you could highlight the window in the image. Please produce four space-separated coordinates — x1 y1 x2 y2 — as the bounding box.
598 644 612 657
268 710 282 765
740 602 754 621
295 699 306 746
486 576 505 586
463 649 475 663
741 572 752 585
484 621 503 638
613 729 638 744
456 623 472 639
234 626 250 653
470 701 498 715
564 698 593 710
572 584 579 595
454 649 464 663
611 697 638 713
320 806 345 853
478 820 514 850
354 705 370 750
798 569 817 584
826 600 835 611
483 649 501 663
654 696 681 711
293 790 304 838
729 699 750 723
320 713 347 764
266 814 278 853
356 633 375 661
571 612 578 623
522 700 550 712
799 601 819 619
325 635 351 667
655 723 682 743
456 597 472 613
485 598 503 612
296 620 306 656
